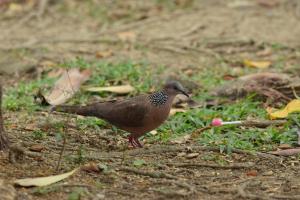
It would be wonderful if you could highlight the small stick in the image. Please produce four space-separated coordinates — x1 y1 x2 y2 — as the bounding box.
170 162 255 169
119 167 176 179
0 84 9 150
56 131 67 171
212 118 286 128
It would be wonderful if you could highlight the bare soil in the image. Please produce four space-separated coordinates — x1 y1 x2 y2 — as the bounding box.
1 0 300 199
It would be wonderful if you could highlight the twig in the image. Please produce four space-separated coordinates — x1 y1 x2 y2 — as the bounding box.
56 132 67 171
84 145 279 160
152 180 195 197
0 84 9 150
170 162 255 169
119 167 176 179
191 125 212 138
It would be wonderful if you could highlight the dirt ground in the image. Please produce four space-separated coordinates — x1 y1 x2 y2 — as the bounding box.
1 0 300 199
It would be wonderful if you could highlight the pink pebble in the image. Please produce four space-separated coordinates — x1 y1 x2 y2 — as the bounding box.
212 118 223 126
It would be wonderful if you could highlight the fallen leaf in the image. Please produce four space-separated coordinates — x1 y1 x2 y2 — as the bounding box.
278 144 292 150
95 50 113 59
14 168 78 187
117 31 136 42
29 144 44 152
81 162 100 173
45 69 91 105
185 153 199 159
246 170 258 177
169 108 186 116
85 85 135 94
223 74 237 80
269 148 300 156
243 59 271 68
268 99 300 119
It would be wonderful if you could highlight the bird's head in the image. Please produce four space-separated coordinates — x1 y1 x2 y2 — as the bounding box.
163 81 189 97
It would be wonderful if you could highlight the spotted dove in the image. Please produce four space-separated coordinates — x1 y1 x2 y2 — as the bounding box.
52 81 189 148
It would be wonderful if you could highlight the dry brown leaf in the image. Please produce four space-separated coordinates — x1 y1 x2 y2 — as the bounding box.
269 148 300 156
278 144 292 150
14 168 78 187
29 144 44 152
45 68 91 105
243 59 271 68
246 170 258 177
95 50 113 59
117 31 136 42
81 162 100 173
85 85 135 94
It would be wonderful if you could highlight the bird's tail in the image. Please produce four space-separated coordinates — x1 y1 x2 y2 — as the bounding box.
51 104 100 118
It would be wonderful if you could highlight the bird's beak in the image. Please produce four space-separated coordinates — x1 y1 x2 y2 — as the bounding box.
180 89 189 97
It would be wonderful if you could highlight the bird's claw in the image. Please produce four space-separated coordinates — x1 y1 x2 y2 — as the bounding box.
128 136 143 148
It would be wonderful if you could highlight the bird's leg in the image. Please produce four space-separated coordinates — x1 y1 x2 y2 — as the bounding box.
128 135 139 148
133 137 143 148
128 135 143 148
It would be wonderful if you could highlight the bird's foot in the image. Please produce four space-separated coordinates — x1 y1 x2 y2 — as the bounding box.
128 136 143 148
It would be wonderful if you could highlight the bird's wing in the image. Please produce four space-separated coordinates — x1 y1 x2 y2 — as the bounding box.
98 96 149 127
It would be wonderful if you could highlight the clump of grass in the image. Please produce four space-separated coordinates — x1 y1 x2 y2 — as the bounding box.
3 77 55 111
4 59 163 111
5 57 299 152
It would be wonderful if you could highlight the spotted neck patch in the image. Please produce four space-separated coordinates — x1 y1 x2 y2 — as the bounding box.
149 91 168 106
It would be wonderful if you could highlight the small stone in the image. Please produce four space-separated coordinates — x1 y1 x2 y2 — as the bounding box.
177 152 186 157
29 144 44 152
262 171 274 176
186 153 199 159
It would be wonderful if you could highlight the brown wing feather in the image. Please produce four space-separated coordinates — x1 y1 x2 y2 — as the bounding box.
96 96 149 127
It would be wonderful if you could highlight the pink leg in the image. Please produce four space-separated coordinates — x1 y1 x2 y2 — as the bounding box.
133 138 143 148
128 135 143 148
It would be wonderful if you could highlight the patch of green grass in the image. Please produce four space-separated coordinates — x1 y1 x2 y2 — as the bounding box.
76 117 106 130
3 77 55 111
4 59 162 112
31 130 47 140
151 60 299 151
5 57 299 152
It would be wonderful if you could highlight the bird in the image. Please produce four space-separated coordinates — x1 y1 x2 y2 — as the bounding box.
52 81 189 148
